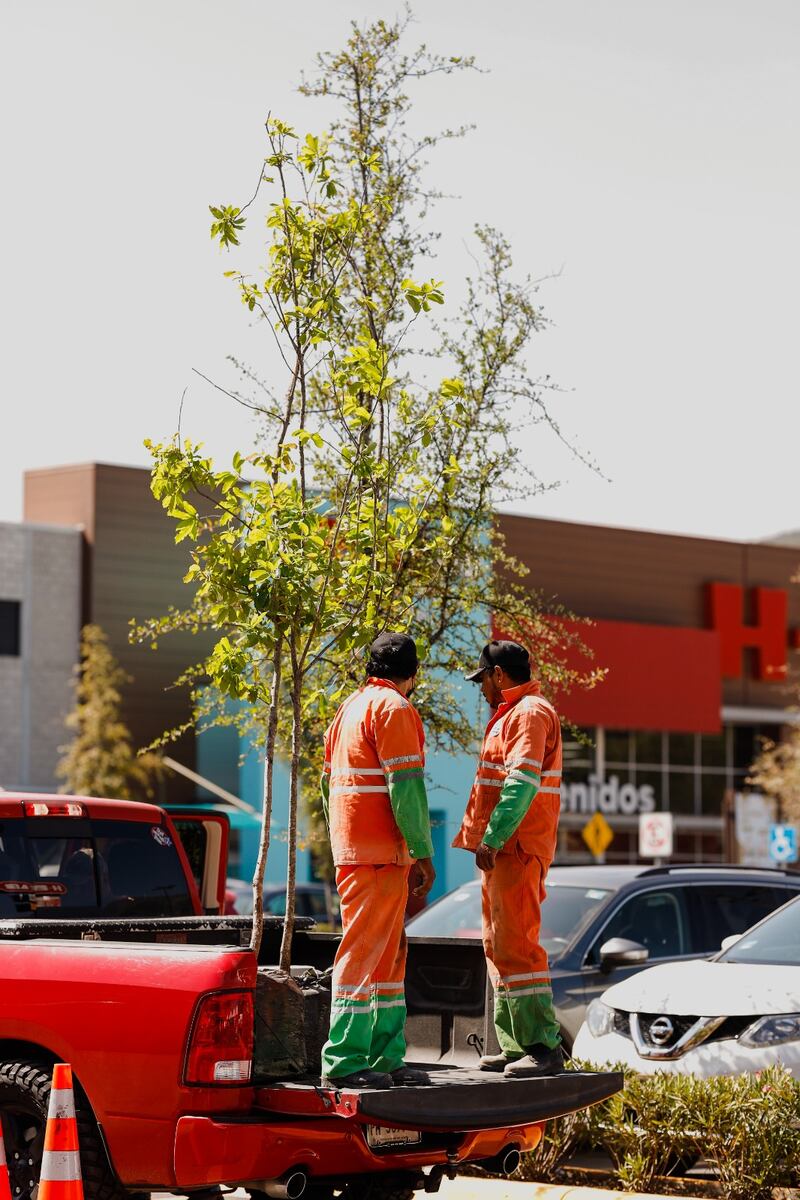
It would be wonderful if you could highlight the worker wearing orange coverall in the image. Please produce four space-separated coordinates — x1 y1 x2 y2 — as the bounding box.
319 632 436 1090
454 639 564 1077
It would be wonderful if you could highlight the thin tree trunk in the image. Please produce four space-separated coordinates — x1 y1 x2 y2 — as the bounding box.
278 642 301 973
250 639 283 957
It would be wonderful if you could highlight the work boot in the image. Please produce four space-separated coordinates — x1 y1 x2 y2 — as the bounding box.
503 1045 565 1078
320 1069 393 1090
389 1064 432 1086
479 1051 522 1072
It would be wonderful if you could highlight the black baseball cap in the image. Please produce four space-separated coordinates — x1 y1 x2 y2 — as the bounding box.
465 639 530 682
367 631 419 679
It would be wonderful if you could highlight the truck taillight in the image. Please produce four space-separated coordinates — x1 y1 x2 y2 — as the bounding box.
24 801 87 817
184 991 254 1085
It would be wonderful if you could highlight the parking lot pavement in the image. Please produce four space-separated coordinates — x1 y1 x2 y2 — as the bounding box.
439 1181 691 1200
154 1182 692 1200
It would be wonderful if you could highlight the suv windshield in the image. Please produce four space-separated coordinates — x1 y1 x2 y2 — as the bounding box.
408 881 612 956
719 896 800 966
0 818 194 918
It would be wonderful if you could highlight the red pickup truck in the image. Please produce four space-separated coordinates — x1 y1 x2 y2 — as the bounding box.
0 792 621 1200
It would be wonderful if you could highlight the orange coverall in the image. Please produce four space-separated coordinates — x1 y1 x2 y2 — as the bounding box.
319 678 433 1079
453 680 562 1054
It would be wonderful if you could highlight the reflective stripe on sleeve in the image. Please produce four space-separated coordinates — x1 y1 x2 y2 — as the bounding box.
381 754 423 768
507 769 540 784
506 756 542 770
537 786 561 795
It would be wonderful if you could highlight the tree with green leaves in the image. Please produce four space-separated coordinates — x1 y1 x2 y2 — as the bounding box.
748 731 800 825
57 625 162 802
136 11 600 961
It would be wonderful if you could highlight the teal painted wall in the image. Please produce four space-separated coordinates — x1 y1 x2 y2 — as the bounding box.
196 717 312 885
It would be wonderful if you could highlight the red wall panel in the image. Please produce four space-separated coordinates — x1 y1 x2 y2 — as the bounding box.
553 618 722 733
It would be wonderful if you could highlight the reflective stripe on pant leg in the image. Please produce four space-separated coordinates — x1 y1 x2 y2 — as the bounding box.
486 848 561 1053
321 865 386 1079
368 864 411 1074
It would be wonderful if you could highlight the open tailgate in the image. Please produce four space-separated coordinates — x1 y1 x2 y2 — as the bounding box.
258 1066 623 1132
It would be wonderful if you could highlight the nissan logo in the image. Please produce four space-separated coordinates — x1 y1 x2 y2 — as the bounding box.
648 1016 675 1046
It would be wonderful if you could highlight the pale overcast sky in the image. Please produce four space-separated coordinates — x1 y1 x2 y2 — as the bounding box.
2 0 798 541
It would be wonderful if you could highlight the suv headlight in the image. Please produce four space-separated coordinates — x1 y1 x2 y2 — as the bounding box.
586 998 615 1038
740 1014 800 1048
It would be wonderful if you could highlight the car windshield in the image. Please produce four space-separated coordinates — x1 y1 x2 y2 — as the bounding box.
719 896 800 965
407 880 613 957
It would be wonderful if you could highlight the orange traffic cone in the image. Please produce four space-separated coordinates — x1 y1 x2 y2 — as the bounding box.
0 1117 12 1200
38 1064 84 1200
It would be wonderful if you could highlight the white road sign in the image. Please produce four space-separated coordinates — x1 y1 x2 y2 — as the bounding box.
639 812 674 859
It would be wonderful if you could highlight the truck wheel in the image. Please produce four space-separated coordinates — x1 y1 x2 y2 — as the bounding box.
0 1061 132 1200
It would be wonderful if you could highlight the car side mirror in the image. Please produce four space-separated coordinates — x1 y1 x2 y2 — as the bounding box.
720 933 742 952
599 937 649 973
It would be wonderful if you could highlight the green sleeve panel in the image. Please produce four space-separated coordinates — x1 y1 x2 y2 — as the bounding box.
320 772 330 829
483 771 539 850
387 769 434 860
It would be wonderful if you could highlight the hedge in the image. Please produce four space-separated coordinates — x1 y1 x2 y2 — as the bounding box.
517 1065 800 1200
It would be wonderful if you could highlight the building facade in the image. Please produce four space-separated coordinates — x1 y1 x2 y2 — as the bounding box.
0 521 82 790
500 513 800 866
13 463 800 893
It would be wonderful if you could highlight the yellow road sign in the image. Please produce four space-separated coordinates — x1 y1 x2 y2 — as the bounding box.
582 812 614 859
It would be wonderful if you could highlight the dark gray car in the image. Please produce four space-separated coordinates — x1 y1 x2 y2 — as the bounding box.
405 864 800 1050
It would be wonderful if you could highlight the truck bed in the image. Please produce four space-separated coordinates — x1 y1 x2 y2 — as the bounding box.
258 1066 624 1131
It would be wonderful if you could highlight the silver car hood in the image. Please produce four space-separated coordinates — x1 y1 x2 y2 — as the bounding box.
602 958 800 1016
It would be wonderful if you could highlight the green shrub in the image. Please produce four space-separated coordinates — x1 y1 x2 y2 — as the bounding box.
516 1103 593 1179
682 1067 800 1200
597 1071 700 1192
516 1064 800 1200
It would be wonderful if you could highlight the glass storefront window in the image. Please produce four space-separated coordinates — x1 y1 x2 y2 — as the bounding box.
675 831 700 861
634 731 662 765
733 726 758 771
668 771 696 814
635 769 665 811
605 730 630 764
701 774 727 815
701 831 723 860
669 733 696 767
563 732 593 768
701 733 726 769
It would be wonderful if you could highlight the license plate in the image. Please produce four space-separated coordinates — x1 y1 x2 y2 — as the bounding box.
366 1124 422 1149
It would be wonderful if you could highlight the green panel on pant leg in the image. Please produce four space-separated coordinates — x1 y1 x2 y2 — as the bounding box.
369 1000 407 1074
494 988 561 1054
321 1003 374 1079
493 992 525 1056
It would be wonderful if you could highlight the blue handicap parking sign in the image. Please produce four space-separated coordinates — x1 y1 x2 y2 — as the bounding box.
769 824 799 864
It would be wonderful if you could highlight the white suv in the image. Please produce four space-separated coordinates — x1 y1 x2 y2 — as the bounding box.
574 894 800 1076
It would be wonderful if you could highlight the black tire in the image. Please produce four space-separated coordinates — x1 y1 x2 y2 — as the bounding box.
0 1060 131 1200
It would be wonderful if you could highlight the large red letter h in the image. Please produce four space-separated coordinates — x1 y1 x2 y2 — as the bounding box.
707 583 787 681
